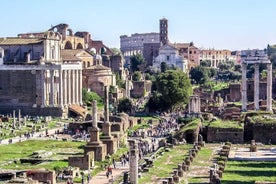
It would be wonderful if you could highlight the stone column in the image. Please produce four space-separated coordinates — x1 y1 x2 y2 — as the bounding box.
102 85 111 137
63 70 67 105
59 70 63 107
50 70 55 107
79 70 83 105
41 70 46 107
13 110 16 127
75 69 79 105
72 70 76 104
254 64 260 110
92 100 97 128
267 63 272 111
67 70 71 105
18 109 21 123
129 140 138 184
104 86 109 124
125 77 130 99
241 63 247 111
45 70 49 106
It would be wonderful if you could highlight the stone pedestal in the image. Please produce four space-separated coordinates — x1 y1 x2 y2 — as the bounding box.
178 168 184 177
102 123 112 138
84 128 107 161
101 123 117 155
101 136 118 155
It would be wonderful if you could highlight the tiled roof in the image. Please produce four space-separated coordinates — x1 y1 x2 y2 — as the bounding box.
0 37 43 45
86 64 111 70
60 49 84 61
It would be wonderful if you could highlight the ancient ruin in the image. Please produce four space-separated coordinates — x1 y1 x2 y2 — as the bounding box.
84 100 107 161
241 50 272 111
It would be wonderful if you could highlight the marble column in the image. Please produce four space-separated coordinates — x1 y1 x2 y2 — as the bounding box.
241 63 247 111
59 70 63 107
63 70 67 105
254 64 260 110
45 70 49 106
67 70 71 105
41 70 46 107
267 63 272 111
79 70 83 105
50 70 55 107
72 70 76 104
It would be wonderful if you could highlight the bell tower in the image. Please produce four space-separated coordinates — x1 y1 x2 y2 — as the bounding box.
159 18 168 45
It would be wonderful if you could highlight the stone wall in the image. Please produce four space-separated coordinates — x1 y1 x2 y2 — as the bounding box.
26 170 56 184
68 152 94 170
245 123 276 144
229 83 241 101
206 127 243 143
0 70 36 106
131 80 152 98
143 43 160 66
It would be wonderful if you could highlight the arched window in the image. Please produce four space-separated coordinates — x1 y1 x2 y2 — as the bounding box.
64 41 73 49
76 43 83 49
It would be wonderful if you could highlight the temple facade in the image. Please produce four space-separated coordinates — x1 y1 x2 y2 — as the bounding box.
0 31 82 117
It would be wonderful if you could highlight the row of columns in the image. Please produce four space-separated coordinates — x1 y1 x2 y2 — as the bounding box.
41 69 82 107
242 62 272 111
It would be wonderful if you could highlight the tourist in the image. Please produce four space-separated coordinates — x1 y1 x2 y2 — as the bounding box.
112 158 116 169
107 165 112 176
87 173 91 184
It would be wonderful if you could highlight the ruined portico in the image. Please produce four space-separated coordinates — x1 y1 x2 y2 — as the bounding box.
241 52 272 111
188 95 201 114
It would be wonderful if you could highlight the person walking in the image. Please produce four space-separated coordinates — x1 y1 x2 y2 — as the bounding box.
112 158 116 169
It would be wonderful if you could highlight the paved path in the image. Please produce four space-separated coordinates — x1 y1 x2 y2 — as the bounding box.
0 127 64 145
59 162 129 184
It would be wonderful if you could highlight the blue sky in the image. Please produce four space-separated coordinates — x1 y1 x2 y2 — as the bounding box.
1 0 276 50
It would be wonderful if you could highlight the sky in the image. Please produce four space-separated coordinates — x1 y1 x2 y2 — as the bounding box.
1 0 276 50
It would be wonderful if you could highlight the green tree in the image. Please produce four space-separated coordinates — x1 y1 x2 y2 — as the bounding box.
115 72 125 89
110 48 122 55
82 88 103 106
132 71 142 81
130 54 145 72
161 62 168 73
189 66 209 84
145 73 152 80
154 70 192 110
200 60 211 67
118 98 132 113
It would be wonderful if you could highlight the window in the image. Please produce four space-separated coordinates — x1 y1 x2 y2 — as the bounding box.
51 48 55 60
167 56 169 61
0 52 2 58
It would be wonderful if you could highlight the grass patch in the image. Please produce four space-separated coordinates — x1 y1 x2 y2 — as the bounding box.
222 161 276 183
208 119 243 129
0 140 85 170
188 147 213 183
138 144 191 183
